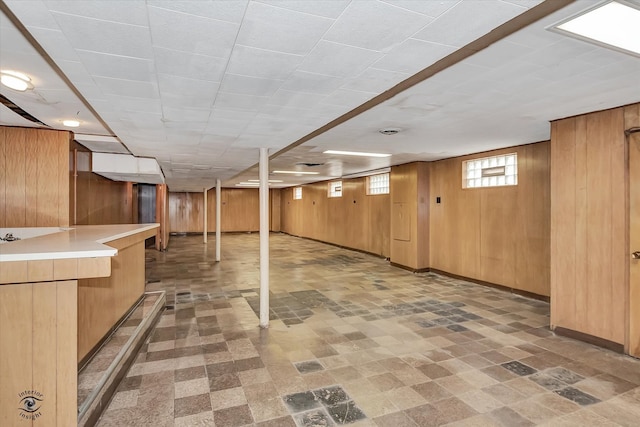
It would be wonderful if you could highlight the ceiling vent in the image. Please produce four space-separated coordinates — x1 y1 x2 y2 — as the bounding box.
379 128 401 135
296 162 325 167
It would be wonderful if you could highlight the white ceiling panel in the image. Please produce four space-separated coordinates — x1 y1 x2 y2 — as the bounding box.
153 47 227 82
92 76 158 99
157 74 219 98
50 12 153 59
76 50 154 82
371 39 457 74
256 0 350 19
46 1 149 26
147 0 249 23
162 106 211 124
323 1 433 52
266 89 327 109
342 68 411 93
413 0 536 47
279 71 344 95
227 45 304 79
5 0 58 29
380 0 460 18
214 92 269 112
321 88 377 109
219 74 284 97
298 41 383 78
237 1 334 55
148 5 239 58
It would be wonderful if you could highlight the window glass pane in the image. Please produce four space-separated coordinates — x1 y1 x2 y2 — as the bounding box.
367 173 389 195
293 187 302 200
463 153 518 189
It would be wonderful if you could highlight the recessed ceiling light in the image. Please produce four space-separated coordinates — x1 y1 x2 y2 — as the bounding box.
323 150 391 158
0 70 31 91
379 128 401 135
63 120 80 127
551 1 640 57
272 170 320 175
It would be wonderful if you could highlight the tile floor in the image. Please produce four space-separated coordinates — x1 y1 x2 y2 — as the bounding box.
97 233 640 426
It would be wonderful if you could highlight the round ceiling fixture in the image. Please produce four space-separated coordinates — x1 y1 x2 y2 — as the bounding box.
0 70 32 91
379 128 401 135
63 119 80 127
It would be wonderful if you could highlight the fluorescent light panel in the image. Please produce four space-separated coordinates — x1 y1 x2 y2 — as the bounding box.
552 1 640 57
272 170 319 175
324 150 391 158
248 179 283 183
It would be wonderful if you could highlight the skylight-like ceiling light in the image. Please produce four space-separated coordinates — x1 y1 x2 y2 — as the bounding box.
323 150 391 158
551 1 640 57
0 70 31 91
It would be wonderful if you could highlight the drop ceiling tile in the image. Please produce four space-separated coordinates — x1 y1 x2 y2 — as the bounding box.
227 45 303 79
153 47 226 82
54 60 94 85
46 0 149 26
321 88 377 109
5 0 59 29
279 71 343 95
147 0 249 23
148 5 239 58
0 103 42 127
93 75 158 98
162 106 211 123
219 74 284 97
372 38 456 74
379 0 460 18
76 50 154 81
214 92 269 112
256 0 350 19
266 89 326 109
105 95 162 114
157 73 219 98
237 2 334 55
50 12 153 59
412 0 527 47
520 39 598 68
324 1 433 52
161 92 217 110
342 67 410 93
298 41 383 78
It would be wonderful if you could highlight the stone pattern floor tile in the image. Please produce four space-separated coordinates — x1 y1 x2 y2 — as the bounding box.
94 234 640 426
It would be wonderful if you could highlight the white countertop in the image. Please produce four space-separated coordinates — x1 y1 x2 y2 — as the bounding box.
0 224 159 262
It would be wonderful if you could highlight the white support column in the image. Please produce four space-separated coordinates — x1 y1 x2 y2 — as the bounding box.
259 148 270 328
203 187 208 243
215 179 221 262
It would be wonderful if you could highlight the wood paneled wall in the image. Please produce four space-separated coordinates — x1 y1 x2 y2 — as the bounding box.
169 188 281 233
550 107 627 344
71 143 135 225
430 143 550 296
390 162 429 269
0 126 71 228
627 104 640 356
280 178 391 257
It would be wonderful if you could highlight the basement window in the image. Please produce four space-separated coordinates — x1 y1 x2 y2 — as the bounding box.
463 153 518 188
367 173 390 195
293 186 302 200
328 180 342 198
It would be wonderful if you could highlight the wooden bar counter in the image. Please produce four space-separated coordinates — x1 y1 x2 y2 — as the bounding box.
0 224 158 427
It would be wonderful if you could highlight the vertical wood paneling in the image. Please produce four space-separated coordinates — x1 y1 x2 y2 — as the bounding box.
32 283 58 425
431 143 549 295
551 107 628 344
36 129 60 226
55 281 77 427
0 127 5 228
25 135 38 227
5 128 27 226
627 104 640 356
0 283 33 427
